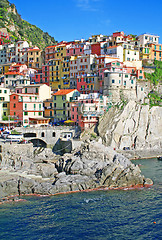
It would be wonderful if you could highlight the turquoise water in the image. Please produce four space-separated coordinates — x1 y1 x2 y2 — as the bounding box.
0 158 162 240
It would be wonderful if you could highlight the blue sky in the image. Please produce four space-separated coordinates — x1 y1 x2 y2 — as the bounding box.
11 0 162 43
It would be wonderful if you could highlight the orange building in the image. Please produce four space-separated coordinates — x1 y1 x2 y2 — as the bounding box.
149 43 162 61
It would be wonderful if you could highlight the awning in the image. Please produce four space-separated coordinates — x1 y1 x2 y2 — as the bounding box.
64 120 75 124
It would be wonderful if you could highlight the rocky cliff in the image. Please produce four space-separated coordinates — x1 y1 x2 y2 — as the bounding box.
98 100 162 151
0 141 152 201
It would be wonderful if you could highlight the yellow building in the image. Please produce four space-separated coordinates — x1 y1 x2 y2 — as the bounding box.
48 43 71 90
27 47 43 69
49 58 62 90
0 63 11 75
140 46 150 60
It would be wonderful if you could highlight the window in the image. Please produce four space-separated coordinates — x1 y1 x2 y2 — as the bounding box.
52 132 55 137
25 104 27 110
63 111 65 115
39 112 42 116
112 79 115 83
34 104 36 110
140 70 142 73
3 103 7 108
39 104 41 110
13 103 16 108
13 96 16 99
4 90 7 94
24 112 28 115
125 75 128 78
124 81 126 86
41 132 45 137
36 88 38 93
0 90 1 93
131 80 134 84
50 111 52 117
25 88 27 93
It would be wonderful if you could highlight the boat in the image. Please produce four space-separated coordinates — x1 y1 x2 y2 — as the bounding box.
157 156 162 161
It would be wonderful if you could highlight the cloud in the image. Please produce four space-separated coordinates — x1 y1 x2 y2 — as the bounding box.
75 0 102 11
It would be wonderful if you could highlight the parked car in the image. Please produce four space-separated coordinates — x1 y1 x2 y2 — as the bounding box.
18 140 28 144
123 147 130 150
1 131 10 139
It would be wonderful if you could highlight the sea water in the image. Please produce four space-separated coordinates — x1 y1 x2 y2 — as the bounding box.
0 158 161 240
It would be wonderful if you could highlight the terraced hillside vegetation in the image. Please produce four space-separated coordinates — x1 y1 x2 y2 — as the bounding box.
0 0 57 49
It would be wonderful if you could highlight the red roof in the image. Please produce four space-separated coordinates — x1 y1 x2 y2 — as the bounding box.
53 89 76 96
5 71 24 76
46 45 56 49
107 46 119 49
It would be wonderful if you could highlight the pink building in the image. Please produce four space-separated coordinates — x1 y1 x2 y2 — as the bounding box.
66 42 84 57
42 65 50 85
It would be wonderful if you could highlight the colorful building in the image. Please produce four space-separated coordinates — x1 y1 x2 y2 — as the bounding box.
21 84 51 101
0 87 10 120
53 89 79 122
27 46 43 69
10 93 45 126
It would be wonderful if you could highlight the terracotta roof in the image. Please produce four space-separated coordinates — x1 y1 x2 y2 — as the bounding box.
107 46 119 49
53 89 76 96
5 71 24 76
46 45 57 49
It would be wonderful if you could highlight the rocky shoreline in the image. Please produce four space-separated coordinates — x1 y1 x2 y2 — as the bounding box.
0 140 153 204
117 148 162 160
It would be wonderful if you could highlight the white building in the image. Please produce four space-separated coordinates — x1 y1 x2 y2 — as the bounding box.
123 43 140 62
103 71 136 101
21 84 51 101
0 87 10 120
15 41 29 64
138 33 159 47
107 46 123 62
4 72 30 88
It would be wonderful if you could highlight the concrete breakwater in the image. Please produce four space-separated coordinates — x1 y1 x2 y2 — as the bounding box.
0 140 153 201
